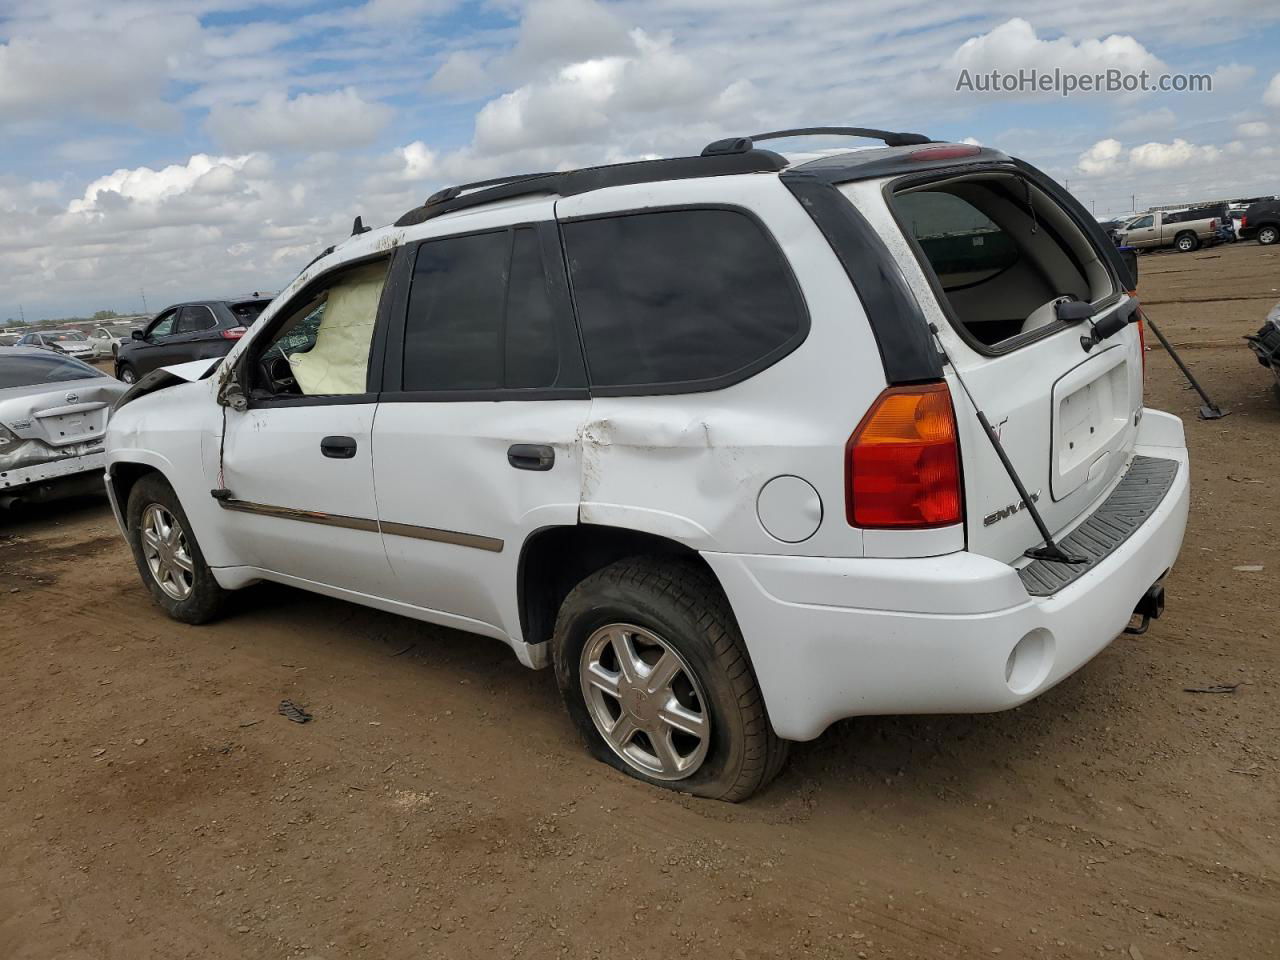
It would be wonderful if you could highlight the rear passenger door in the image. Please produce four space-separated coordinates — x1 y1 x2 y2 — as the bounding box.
372 204 590 641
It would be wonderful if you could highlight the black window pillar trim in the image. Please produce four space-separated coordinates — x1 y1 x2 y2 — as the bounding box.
780 171 943 384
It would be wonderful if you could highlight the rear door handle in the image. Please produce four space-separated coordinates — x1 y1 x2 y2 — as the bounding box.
321 435 358 459
507 443 555 471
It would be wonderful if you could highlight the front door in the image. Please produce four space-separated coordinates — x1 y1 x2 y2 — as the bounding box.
371 210 589 640
130 308 186 374
1123 214 1158 248
216 257 394 593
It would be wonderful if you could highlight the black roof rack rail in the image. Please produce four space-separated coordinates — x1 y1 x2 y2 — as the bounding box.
394 149 787 227
702 126 933 156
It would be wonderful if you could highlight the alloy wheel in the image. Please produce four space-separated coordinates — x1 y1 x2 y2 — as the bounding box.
579 623 711 781
140 503 194 601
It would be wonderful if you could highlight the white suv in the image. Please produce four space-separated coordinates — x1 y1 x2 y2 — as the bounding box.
105 127 1190 801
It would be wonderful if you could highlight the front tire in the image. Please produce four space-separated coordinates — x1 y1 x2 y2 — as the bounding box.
117 363 137 384
1258 225 1279 246
126 474 227 624
553 557 787 801
1175 232 1199 253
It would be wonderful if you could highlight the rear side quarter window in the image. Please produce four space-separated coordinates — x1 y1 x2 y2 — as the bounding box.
560 207 808 394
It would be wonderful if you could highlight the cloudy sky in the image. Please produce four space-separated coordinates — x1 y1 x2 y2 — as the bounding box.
2 0 1279 321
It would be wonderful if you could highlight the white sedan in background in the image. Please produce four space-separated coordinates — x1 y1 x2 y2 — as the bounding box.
15 330 97 362
1 347 127 507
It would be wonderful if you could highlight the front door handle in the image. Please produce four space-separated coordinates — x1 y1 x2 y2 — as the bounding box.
321 435 358 459
507 443 555 471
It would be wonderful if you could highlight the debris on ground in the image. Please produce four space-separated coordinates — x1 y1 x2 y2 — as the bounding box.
277 699 313 723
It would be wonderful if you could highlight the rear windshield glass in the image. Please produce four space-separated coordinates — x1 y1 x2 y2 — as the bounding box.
0 353 104 389
894 175 1109 350
231 300 271 324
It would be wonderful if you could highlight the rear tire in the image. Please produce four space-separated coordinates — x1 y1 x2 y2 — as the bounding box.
125 474 227 624
553 556 787 802
117 363 137 384
1258 225 1279 246
1175 232 1199 253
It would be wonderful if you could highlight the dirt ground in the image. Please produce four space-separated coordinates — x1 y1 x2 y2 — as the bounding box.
2 243 1278 960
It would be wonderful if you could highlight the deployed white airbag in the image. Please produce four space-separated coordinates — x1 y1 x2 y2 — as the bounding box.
290 263 386 395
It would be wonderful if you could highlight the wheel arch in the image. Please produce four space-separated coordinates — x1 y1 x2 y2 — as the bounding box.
517 524 726 650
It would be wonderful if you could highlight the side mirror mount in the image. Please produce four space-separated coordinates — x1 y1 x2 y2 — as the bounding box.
131 329 145 341
1118 247 1138 290
1055 299 1095 323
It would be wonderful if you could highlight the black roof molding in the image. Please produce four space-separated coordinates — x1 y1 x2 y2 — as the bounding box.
394 150 788 227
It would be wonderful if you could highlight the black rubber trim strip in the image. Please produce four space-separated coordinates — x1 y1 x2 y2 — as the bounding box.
780 172 942 384
1018 455 1179 596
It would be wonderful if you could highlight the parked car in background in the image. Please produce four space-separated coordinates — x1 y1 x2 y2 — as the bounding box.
105 128 1188 800
1246 301 1280 394
114 297 271 384
1238 199 1280 246
0 347 127 507
15 329 97 361
89 322 141 359
0 334 19 348
1116 208 1221 252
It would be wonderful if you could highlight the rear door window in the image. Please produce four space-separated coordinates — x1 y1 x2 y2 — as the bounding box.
560 208 807 392
176 305 217 334
399 226 578 394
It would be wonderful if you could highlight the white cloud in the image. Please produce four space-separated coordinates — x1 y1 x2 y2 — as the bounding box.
1076 137 1222 177
473 29 740 155
506 0 633 73
1077 138 1124 175
69 155 257 214
1128 138 1220 170
428 50 494 97
1237 121 1271 138
948 18 1166 99
1211 63 1255 91
205 89 394 152
1266 73 1280 108
0 12 199 126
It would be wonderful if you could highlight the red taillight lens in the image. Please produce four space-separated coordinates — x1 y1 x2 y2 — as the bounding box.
907 144 982 162
846 382 962 529
1241 215 1248 229
221 326 247 340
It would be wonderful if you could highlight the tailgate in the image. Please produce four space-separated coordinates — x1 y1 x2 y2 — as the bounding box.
949 316 1144 563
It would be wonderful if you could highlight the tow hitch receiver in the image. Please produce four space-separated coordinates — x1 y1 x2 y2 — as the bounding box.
1124 583 1166 636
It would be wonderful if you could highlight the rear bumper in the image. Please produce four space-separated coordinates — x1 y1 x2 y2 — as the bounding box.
1 451 106 495
703 409 1190 741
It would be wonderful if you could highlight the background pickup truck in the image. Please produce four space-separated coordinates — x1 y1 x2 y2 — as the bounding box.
1117 208 1221 252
